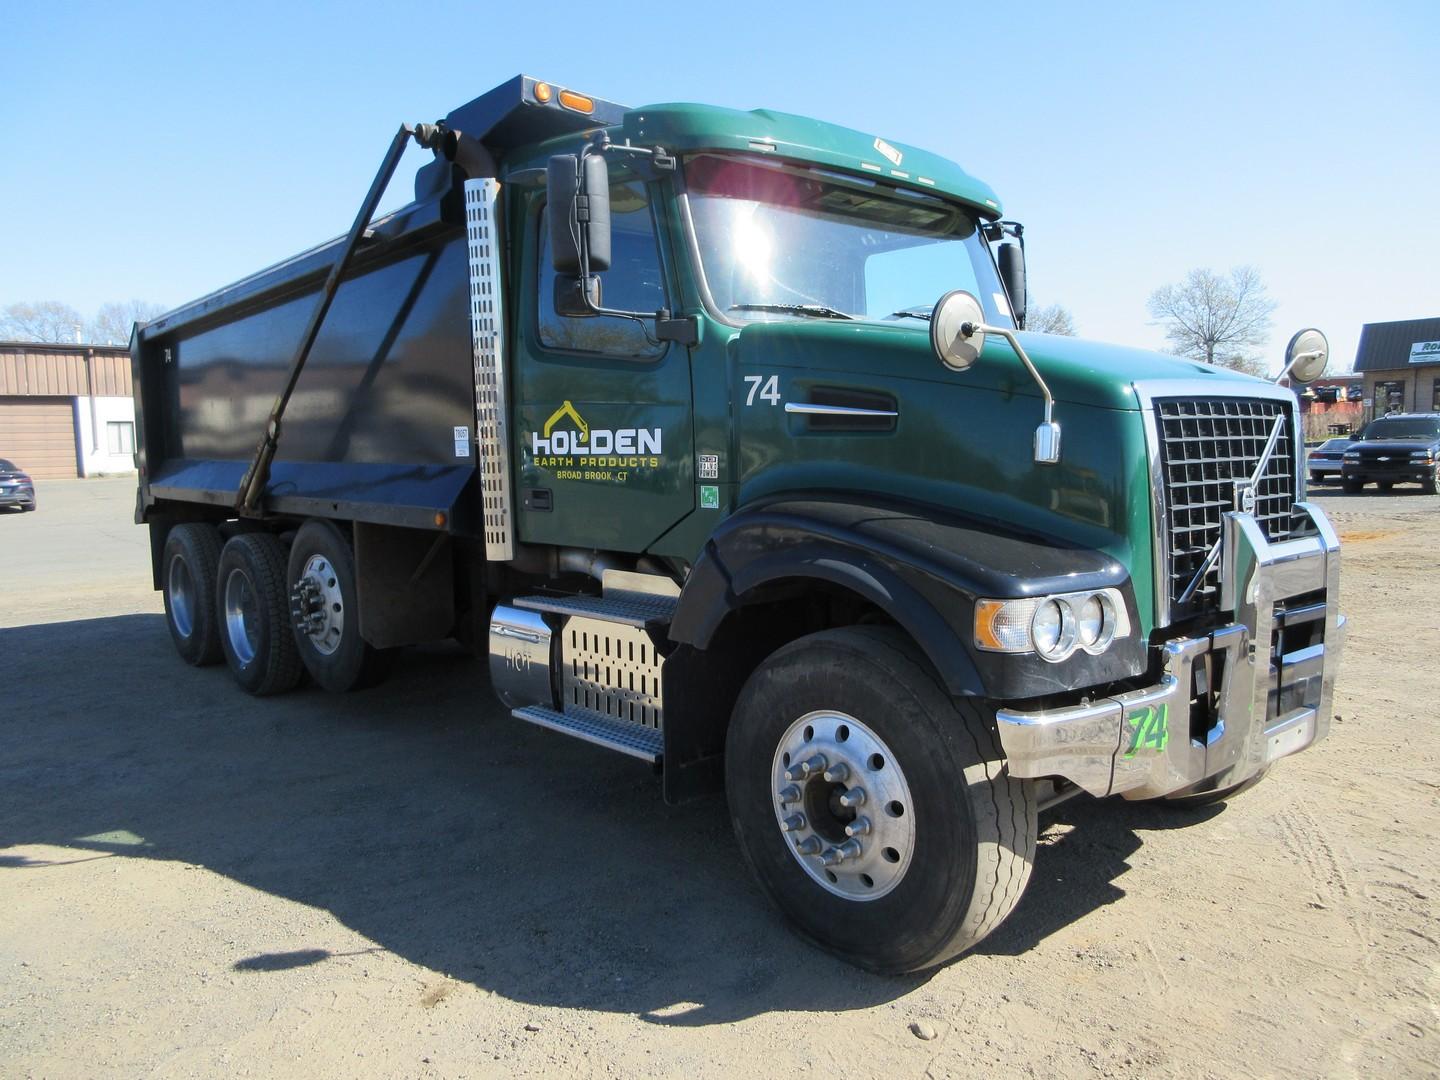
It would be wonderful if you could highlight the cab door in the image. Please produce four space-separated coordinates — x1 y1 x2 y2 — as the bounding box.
510 168 693 553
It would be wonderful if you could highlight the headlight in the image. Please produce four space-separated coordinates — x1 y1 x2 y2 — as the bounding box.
1410 450 1433 462
975 589 1130 662
1343 451 1360 461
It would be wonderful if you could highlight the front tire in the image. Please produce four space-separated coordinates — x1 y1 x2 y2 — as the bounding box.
216 533 304 696
726 627 1036 973
1342 478 1364 494
162 523 223 666
1423 465 1438 495
286 519 389 692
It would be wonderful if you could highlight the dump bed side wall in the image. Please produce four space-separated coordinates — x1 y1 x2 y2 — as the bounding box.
136 214 480 533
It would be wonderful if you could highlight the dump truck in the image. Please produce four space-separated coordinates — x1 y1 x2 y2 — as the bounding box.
132 75 1346 973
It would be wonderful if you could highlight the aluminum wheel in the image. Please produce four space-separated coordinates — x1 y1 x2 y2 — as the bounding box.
167 554 196 639
771 710 916 900
291 554 345 656
223 567 259 666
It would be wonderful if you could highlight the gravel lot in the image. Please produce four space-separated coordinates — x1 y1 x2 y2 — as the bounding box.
1 478 1436 1078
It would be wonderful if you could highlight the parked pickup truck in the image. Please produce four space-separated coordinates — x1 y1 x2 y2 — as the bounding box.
1341 413 1440 493
132 76 1346 972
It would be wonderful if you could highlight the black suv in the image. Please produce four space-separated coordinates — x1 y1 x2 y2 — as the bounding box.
1341 414 1440 494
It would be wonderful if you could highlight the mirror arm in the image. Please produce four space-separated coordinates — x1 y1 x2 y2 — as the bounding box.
962 321 1054 426
962 320 1060 465
1275 349 1325 385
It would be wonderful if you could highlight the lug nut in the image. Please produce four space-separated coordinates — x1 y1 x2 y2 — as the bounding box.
822 762 850 784
778 784 802 805
781 813 805 832
845 816 871 837
819 847 845 867
838 786 867 809
794 836 822 855
785 754 828 782
838 838 863 860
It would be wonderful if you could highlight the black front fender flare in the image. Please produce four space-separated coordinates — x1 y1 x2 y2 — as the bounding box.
669 497 1144 701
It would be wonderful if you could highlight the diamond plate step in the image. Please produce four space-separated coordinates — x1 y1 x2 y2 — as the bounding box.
511 705 664 764
514 592 676 628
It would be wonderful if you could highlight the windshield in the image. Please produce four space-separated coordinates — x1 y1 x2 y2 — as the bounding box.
1360 418 1440 441
685 154 1014 328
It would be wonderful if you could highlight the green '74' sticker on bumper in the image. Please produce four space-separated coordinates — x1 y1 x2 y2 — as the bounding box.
1124 704 1169 757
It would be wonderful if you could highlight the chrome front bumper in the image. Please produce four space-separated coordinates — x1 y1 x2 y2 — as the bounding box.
996 503 1345 800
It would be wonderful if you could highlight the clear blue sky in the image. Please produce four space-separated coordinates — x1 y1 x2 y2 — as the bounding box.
2 0 1435 371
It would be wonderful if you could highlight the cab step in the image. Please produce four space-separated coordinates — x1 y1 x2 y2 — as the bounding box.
513 591 676 628
511 705 664 764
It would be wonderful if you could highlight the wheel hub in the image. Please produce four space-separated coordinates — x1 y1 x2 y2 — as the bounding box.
771 710 915 900
289 555 344 655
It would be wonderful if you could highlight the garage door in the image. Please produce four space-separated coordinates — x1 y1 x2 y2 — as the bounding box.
0 397 78 478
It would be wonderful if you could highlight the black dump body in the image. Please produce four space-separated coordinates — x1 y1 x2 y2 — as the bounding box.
132 76 626 537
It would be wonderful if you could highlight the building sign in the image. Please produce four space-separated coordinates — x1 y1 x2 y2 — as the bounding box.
1410 340 1440 364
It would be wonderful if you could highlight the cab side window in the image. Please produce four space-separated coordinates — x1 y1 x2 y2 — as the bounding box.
538 176 666 357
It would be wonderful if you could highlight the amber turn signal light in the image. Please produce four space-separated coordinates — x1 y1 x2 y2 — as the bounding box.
557 89 594 114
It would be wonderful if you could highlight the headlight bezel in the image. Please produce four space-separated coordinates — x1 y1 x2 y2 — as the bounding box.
974 588 1131 663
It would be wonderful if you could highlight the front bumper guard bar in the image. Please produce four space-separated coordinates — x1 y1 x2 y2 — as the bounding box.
996 503 1345 800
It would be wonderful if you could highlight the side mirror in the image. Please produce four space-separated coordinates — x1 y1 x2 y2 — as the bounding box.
1278 328 1329 385
998 242 1026 329
546 153 611 274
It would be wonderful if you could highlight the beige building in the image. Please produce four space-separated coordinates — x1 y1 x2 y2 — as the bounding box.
0 342 136 478
1353 317 1440 416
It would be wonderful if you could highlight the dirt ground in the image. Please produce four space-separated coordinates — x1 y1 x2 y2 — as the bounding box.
1 478 1436 1079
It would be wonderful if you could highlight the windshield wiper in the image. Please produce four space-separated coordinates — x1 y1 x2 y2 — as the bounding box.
887 310 931 321
729 303 855 321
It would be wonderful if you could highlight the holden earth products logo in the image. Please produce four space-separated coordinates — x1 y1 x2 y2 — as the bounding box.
530 400 662 482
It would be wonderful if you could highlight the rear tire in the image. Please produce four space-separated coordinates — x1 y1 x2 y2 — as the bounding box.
162 523 223 666
216 533 304 696
726 626 1036 973
286 519 389 692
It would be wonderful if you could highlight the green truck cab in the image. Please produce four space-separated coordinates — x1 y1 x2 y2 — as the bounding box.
135 76 1345 973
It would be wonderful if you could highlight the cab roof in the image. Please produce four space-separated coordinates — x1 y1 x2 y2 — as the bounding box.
444 78 1003 217
619 102 1003 216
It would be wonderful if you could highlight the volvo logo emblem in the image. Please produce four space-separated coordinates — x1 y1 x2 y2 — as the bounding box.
1234 481 1257 515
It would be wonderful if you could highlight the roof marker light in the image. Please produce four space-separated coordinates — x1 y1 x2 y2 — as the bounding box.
917 176 936 186
558 89 594 114
860 162 883 172
533 81 553 103
748 140 777 152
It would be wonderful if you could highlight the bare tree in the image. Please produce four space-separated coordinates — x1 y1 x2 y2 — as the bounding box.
1 300 86 343
1028 303 1077 336
1147 266 1276 376
89 300 168 346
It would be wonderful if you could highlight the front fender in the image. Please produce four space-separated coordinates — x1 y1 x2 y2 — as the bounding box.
670 495 1145 700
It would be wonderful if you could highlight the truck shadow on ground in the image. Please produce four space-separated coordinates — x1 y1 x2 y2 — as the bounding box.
2 614 1219 1025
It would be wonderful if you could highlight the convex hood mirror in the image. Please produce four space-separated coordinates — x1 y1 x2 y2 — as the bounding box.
930 290 987 371
1279 328 1329 385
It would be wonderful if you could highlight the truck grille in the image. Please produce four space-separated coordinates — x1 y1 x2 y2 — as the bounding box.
1154 397 1297 621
